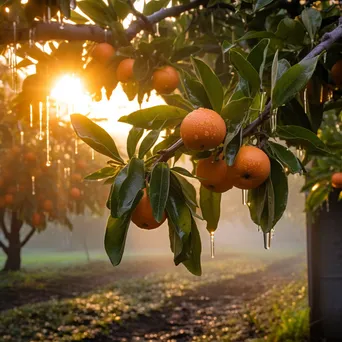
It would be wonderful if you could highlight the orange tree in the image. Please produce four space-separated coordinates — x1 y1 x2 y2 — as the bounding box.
0 0 342 337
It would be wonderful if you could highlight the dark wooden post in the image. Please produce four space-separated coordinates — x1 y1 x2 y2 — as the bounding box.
307 188 342 341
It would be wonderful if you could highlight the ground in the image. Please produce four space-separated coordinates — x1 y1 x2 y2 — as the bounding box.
0 251 308 341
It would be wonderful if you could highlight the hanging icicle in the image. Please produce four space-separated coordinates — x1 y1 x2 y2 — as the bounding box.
263 232 271 250
155 22 160 37
303 87 308 113
29 104 33 127
242 189 248 206
210 11 215 33
74 139 78 155
31 176 36 195
271 108 278 133
210 231 215 259
20 131 24 145
39 102 43 140
46 96 51 166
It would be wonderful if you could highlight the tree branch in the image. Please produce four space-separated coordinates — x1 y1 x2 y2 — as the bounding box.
0 211 10 240
155 138 184 164
127 0 153 33
0 0 208 45
21 226 36 247
0 240 8 255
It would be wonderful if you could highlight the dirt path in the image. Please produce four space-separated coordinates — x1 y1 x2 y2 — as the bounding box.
93 256 305 342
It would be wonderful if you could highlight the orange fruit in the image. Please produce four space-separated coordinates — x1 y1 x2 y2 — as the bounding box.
196 154 235 193
71 173 83 183
152 66 179 94
332 172 342 189
43 199 53 212
232 146 271 190
331 60 342 87
131 188 166 229
116 58 135 83
180 108 227 151
24 152 36 162
32 212 43 227
70 187 82 199
91 43 115 64
4 194 14 205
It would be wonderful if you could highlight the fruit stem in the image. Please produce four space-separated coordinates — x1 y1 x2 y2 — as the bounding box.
153 138 184 166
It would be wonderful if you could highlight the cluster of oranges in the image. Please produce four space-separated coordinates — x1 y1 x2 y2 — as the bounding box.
332 173 342 189
91 43 180 94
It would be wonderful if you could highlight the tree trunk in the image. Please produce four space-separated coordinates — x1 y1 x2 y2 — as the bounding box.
307 188 342 341
2 213 23 272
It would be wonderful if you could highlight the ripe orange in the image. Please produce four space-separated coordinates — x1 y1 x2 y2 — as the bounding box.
70 187 82 199
152 66 179 94
196 154 235 193
24 152 36 162
232 146 271 190
32 212 42 227
4 194 14 205
116 58 135 83
91 43 115 64
331 60 342 87
131 188 166 229
43 199 53 212
332 172 342 189
180 108 227 151
71 173 83 183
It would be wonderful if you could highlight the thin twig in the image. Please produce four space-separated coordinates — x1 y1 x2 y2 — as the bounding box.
21 226 36 247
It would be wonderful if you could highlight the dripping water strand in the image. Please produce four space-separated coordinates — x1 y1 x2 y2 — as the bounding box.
210 231 215 259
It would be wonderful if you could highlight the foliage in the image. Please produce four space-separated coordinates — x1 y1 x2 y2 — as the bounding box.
0 0 341 274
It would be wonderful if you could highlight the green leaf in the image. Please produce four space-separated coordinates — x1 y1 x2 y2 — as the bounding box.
138 130 160 159
143 0 170 15
224 129 241 166
222 40 235 54
269 159 288 226
260 178 275 233
71 114 123 163
127 127 144 159
236 31 277 42
110 0 130 19
162 94 194 111
77 1 113 26
171 167 197 179
230 50 260 95
117 158 145 217
247 39 270 84
255 0 274 11
221 97 252 121
149 163 170 222
266 141 302 174
277 125 329 155
248 182 267 225
85 166 119 181
191 57 224 113
104 213 131 266
171 172 198 208
301 8 322 42
277 59 291 80
182 219 202 276
110 166 129 217
119 105 188 130
275 18 306 46
272 56 319 108
200 185 221 232
133 57 150 81
306 185 329 212
271 49 279 95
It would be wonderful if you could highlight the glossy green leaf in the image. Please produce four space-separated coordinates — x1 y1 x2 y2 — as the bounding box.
237 31 277 42
271 50 279 95
127 127 144 159
272 56 319 108
230 50 260 95
71 114 123 164
200 185 221 232
260 178 275 233
171 172 198 208
248 182 267 225
111 166 129 217
247 39 270 84
269 159 288 226
162 94 194 111
306 185 329 212
77 1 113 26
255 0 274 11
104 213 131 266
143 0 170 15
133 57 150 81
221 97 252 121
275 18 306 46
267 141 302 174
277 59 291 80
301 8 322 42
117 158 145 217
191 57 224 113
277 125 329 155
85 167 119 181
119 105 188 130
224 129 241 166
149 163 170 222
111 0 130 19
138 130 160 159
171 167 197 179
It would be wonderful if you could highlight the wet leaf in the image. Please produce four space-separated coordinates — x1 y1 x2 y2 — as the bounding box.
200 185 221 233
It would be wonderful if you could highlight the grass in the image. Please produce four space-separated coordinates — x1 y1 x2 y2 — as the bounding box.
0 256 266 342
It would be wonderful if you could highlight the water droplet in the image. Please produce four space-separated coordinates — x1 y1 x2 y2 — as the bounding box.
263 232 271 250
242 189 248 206
210 231 215 259
31 176 36 195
